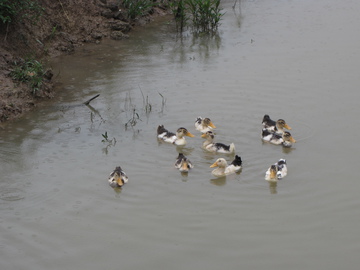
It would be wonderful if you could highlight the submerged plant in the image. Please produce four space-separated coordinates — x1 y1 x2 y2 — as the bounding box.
158 92 166 113
140 88 152 115
101 131 116 150
125 108 141 130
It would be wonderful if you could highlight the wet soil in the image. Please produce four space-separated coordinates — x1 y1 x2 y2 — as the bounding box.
0 0 169 124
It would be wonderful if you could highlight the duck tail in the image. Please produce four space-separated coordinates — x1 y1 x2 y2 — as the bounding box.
233 155 242 166
229 143 235 153
157 125 167 135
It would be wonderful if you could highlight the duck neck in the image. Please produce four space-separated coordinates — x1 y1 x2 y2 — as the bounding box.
212 166 226 176
203 138 213 147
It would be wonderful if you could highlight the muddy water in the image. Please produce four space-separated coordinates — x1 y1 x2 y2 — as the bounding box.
1 0 360 269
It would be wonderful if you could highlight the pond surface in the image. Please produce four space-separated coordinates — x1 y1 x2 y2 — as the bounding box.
1 0 360 269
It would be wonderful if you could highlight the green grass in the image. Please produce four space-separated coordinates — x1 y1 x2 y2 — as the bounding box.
0 0 44 25
10 58 46 95
170 0 223 33
122 0 155 20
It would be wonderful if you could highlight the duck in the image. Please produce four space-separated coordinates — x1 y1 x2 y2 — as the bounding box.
108 166 128 188
195 117 216 133
174 153 193 173
201 131 235 154
262 115 291 134
262 130 296 147
157 125 195 146
265 159 288 181
210 155 242 177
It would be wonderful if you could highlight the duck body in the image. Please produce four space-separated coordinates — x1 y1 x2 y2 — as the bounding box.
174 153 194 173
108 166 128 188
226 155 242 173
157 125 195 146
262 130 296 147
262 114 276 131
210 155 242 177
201 131 235 154
265 159 288 181
265 165 278 182
262 129 283 144
276 159 287 179
195 117 216 133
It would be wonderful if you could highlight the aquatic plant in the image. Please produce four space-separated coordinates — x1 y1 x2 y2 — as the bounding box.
170 0 223 33
140 88 152 115
186 0 223 32
125 108 141 130
10 57 46 95
170 0 188 32
122 0 154 20
102 131 116 145
101 131 116 155
158 92 166 113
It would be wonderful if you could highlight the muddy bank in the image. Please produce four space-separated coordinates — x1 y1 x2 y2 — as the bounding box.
0 0 170 123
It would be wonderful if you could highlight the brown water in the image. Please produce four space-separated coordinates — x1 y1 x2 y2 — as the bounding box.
1 0 360 269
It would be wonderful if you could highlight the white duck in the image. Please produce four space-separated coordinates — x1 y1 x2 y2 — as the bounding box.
210 155 242 177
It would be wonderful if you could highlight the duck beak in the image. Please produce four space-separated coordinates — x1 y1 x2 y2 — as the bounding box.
186 131 195 137
210 161 218 168
284 123 292 130
290 136 296 143
201 133 207 138
209 122 216 128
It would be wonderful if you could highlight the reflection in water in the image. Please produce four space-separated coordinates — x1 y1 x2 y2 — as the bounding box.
268 181 278 194
231 0 243 28
175 145 195 156
282 146 295 154
171 31 222 64
210 176 226 186
0 188 25 201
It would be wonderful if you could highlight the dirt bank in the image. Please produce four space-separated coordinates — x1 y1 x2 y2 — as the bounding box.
0 0 170 123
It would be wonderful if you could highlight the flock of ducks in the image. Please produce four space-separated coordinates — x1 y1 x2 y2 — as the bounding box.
262 114 296 182
108 114 296 188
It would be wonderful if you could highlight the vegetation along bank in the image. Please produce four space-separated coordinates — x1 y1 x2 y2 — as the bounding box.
0 0 223 123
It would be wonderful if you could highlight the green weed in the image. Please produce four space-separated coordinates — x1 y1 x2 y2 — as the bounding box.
0 0 44 25
170 0 223 33
10 58 46 95
122 0 154 20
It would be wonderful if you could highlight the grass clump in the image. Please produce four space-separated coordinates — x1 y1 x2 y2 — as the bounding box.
0 0 44 25
170 0 223 33
10 58 46 95
122 0 155 20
